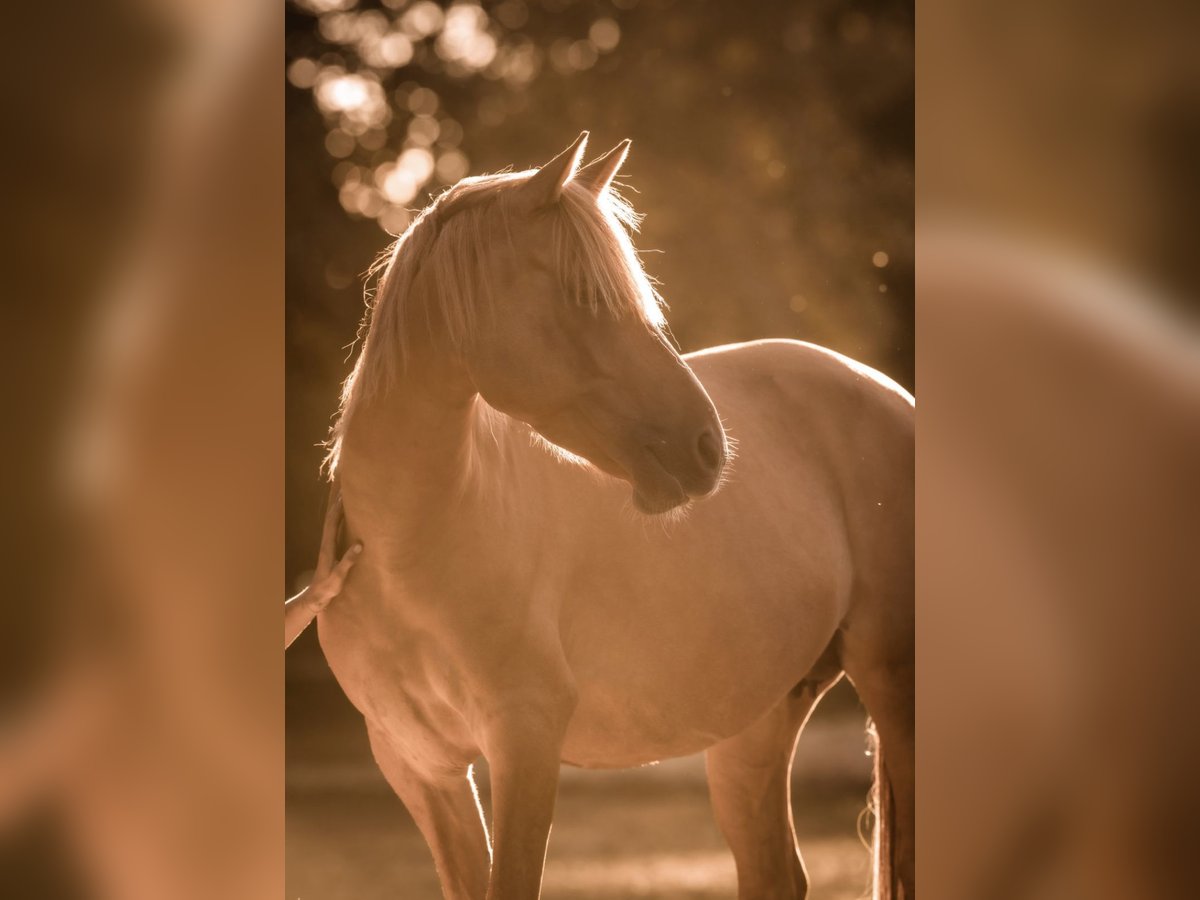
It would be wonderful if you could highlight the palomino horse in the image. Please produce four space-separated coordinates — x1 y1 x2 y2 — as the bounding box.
319 133 914 900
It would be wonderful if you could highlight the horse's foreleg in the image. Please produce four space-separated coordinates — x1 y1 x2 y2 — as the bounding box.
367 727 491 900
705 675 841 900
479 691 576 900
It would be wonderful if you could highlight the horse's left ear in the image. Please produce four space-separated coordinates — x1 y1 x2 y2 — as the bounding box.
524 131 589 205
575 139 631 197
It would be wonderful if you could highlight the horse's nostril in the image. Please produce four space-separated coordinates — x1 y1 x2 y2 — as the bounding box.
696 429 723 474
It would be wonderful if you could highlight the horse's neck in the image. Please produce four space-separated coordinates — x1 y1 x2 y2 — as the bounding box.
341 351 529 560
346 353 469 488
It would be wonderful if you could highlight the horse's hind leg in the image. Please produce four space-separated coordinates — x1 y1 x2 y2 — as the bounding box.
706 674 842 900
367 727 491 900
842 632 915 899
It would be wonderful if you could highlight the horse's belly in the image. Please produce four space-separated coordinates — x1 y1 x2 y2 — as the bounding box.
560 669 806 768
559 600 838 768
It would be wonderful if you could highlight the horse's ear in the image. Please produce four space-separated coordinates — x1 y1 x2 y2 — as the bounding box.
524 131 589 205
575 139 631 197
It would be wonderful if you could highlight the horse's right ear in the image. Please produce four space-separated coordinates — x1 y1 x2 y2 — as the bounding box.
575 139 631 197
523 131 589 206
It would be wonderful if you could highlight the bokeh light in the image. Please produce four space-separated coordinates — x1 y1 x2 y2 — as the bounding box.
288 0 628 227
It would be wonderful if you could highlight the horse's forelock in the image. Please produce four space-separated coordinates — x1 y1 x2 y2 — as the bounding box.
554 181 664 327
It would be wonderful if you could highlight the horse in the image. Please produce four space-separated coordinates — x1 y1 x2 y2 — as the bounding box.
318 132 914 900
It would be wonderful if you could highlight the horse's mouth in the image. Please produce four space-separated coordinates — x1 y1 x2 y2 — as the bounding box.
574 441 689 514
632 481 689 514
630 449 690 515
533 418 702 515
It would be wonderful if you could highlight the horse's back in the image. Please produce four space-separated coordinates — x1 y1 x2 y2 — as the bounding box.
686 338 912 420
686 338 912 469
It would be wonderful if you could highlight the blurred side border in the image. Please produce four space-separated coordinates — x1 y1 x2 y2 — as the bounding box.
1 1 1198 898
917 1 1200 897
1 1 284 898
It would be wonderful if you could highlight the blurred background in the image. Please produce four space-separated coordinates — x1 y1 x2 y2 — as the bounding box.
285 1 912 897
5 1 1193 898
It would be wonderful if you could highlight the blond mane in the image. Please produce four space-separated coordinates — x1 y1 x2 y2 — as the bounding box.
323 171 665 476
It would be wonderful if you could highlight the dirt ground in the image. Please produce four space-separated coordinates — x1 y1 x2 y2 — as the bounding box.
286 673 873 900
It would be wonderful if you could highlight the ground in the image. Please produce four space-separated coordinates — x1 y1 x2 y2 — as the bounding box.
287 673 872 900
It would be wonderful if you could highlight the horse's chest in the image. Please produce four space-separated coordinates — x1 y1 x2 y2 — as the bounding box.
318 603 479 766
365 673 475 766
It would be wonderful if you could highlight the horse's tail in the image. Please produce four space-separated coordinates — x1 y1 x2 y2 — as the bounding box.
869 719 897 900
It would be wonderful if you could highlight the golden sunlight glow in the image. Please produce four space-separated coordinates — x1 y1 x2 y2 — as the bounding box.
286 58 319 89
436 4 498 71
294 0 357 13
293 0 627 231
375 147 436 206
407 115 440 146
588 18 621 52
401 1 445 39
314 71 390 132
493 41 542 87
542 851 736 894
367 32 415 68
435 149 470 183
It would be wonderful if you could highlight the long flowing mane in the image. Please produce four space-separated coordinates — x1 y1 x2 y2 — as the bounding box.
323 170 665 476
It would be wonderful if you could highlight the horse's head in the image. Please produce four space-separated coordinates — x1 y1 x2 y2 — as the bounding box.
458 133 728 514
